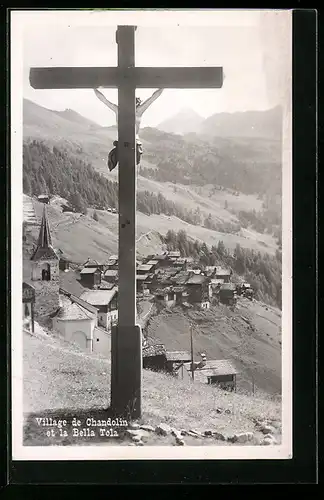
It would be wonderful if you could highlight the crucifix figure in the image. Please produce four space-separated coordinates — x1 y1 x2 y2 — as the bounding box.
30 25 223 419
94 87 163 171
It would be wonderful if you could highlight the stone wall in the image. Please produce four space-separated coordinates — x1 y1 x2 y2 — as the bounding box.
31 259 59 282
34 281 60 318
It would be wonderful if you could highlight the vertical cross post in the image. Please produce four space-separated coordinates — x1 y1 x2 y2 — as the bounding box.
111 26 142 419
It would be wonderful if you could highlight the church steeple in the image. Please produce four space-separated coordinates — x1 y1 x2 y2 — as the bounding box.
38 204 52 247
30 205 58 261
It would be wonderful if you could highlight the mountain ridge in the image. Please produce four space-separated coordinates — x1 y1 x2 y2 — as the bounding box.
157 105 282 139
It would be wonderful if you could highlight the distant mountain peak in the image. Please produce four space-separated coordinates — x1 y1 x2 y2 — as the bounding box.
157 107 204 136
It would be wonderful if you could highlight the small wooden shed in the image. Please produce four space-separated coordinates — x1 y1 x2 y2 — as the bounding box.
194 359 239 391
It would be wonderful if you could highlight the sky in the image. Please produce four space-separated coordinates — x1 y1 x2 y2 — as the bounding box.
17 9 291 128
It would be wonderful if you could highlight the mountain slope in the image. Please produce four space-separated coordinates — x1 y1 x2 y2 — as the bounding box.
200 106 282 140
145 300 281 396
23 99 280 256
52 108 101 129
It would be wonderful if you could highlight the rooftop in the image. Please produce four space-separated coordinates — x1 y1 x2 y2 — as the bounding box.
59 288 98 314
104 269 118 277
55 301 95 321
215 268 231 276
137 264 154 272
83 258 100 267
146 260 159 266
172 286 186 293
80 288 117 306
195 359 239 377
172 271 191 285
166 351 192 362
55 293 97 321
136 274 149 281
168 251 181 258
142 344 166 358
186 274 207 285
220 283 236 291
151 254 167 261
211 278 225 285
80 267 100 275
30 205 59 261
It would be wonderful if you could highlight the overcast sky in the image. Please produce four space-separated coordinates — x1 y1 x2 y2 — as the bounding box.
17 10 291 127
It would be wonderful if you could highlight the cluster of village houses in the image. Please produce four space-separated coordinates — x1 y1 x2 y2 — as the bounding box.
76 251 239 309
22 205 251 391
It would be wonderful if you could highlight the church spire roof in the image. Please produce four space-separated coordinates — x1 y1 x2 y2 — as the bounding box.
30 205 58 261
38 205 52 248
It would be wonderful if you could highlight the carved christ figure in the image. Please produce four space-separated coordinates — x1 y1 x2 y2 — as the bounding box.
94 88 164 171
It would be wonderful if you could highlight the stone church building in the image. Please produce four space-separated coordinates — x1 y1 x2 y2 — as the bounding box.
25 204 111 356
29 205 60 318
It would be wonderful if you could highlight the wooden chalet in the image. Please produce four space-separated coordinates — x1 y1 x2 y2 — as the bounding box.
185 273 210 309
103 269 118 284
219 283 237 305
79 267 102 288
215 267 232 283
193 359 238 391
165 350 192 375
142 344 167 371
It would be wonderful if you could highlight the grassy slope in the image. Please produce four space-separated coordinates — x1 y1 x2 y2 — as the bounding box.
25 193 276 268
23 101 278 256
23 325 281 446
145 299 281 397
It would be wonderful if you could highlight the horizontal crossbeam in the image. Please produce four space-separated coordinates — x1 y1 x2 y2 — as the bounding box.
29 66 223 89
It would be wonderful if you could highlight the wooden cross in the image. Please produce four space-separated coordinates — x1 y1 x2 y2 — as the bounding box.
30 25 223 419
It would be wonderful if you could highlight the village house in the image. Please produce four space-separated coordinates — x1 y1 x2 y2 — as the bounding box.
106 255 118 271
193 359 238 391
145 260 159 273
205 265 217 274
80 288 118 331
52 288 112 357
142 344 167 371
215 267 232 283
150 269 176 294
37 194 50 204
185 273 210 309
187 268 202 275
219 283 237 305
137 263 155 275
142 344 191 378
149 253 173 269
172 285 188 305
136 273 149 293
165 351 192 376
82 258 106 272
172 257 187 271
79 267 102 288
154 287 177 308
52 290 98 352
22 282 35 333
168 250 181 258
103 269 118 284
210 278 225 298
59 256 70 272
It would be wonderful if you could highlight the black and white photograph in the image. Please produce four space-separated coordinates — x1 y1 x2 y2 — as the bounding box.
11 9 292 460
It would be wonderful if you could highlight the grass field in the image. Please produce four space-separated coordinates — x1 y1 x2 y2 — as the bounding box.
23 324 281 447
